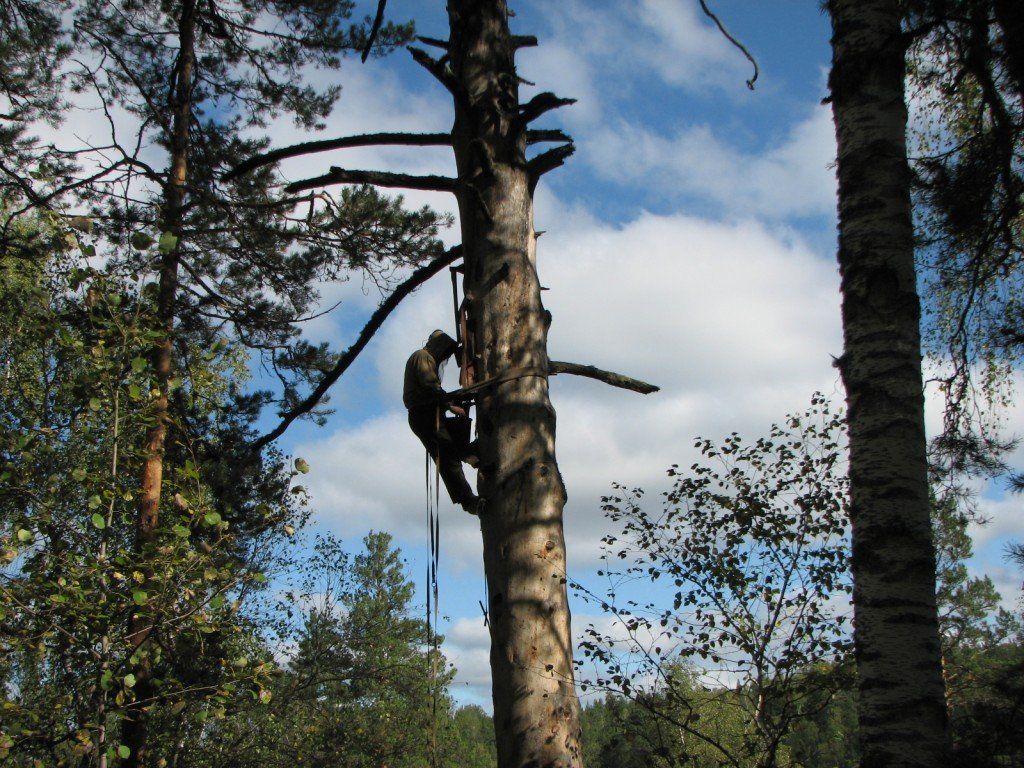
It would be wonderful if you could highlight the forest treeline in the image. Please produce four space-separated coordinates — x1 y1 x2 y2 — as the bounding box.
2 0 1023 767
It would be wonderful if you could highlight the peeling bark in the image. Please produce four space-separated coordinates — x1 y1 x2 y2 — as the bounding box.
828 1 951 765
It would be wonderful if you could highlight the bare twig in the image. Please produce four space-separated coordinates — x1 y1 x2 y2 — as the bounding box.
698 0 759 90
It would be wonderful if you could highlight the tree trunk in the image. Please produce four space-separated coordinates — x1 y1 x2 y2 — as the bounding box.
446 3 583 766
122 1 196 764
827 1 951 766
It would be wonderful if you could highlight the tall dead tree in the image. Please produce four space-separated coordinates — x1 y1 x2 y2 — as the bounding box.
233 3 656 766
827 0 952 765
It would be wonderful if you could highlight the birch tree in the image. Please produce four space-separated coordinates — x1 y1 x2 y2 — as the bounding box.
827 1 951 764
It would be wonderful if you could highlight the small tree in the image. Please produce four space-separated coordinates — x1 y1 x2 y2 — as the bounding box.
578 395 851 768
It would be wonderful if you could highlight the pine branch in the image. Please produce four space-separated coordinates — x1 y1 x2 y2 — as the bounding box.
549 361 659 394
248 245 464 452
284 167 458 194
225 133 453 180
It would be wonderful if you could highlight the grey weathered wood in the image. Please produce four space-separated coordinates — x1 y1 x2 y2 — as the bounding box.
828 1 951 764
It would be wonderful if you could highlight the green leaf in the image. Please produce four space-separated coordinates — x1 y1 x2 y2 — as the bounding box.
294 457 310 474
117 745 130 759
88 495 102 510
209 594 225 610
204 512 222 526
130 232 154 250
16 529 32 543
131 357 147 373
172 524 190 538
72 468 88 482
100 670 113 690
91 514 106 530
128 384 141 399
88 397 102 411
123 673 136 688
80 243 96 258
157 231 179 254
132 590 147 606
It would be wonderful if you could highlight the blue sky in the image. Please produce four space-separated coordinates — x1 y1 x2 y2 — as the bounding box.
239 0 1024 708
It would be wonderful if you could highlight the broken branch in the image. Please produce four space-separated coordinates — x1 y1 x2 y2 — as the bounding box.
409 46 460 95
248 245 464 452
526 129 573 145
549 361 659 394
284 167 458 194
416 35 449 50
528 143 575 182
518 92 576 125
225 132 452 180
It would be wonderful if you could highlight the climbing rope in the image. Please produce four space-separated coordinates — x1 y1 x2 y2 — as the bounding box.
424 407 442 768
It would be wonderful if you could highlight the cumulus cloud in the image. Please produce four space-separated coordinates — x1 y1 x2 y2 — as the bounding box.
583 105 838 219
296 201 845 576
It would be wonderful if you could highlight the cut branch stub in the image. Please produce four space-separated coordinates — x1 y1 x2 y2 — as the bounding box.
284 167 458 194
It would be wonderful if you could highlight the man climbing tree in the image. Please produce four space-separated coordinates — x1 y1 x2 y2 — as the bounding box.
232 2 658 766
404 329 479 513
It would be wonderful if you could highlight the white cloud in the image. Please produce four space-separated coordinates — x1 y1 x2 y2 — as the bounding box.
583 105 838 219
297 201 846 575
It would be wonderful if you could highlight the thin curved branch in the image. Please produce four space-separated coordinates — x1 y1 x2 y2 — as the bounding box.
247 245 463 452
698 0 759 90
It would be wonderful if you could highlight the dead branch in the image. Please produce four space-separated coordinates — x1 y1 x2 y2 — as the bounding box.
518 92 576 125
512 34 538 49
248 245 464 452
416 35 449 50
225 132 453 180
528 143 575 183
550 361 659 394
360 0 388 62
408 46 460 96
284 167 458 194
698 0 759 90
527 129 573 144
